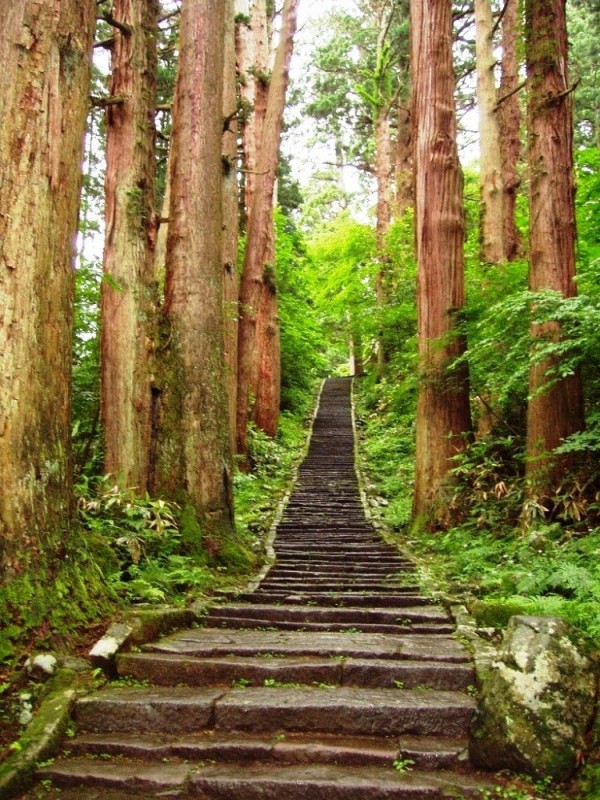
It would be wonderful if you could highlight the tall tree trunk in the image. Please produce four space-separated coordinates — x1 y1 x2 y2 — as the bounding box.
375 104 394 379
498 0 522 261
411 0 473 523
153 0 234 535
0 0 95 577
236 0 298 458
101 0 159 491
396 104 412 214
237 0 269 223
223 0 240 455
475 0 505 263
524 0 584 498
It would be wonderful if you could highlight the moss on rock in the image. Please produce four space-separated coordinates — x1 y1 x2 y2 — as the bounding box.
470 615 598 781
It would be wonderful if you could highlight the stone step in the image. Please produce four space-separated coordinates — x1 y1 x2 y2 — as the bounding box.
145 629 470 662
235 592 429 606
117 652 474 690
266 565 414 576
204 604 451 625
38 759 490 799
64 731 469 770
204 616 454 635
74 686 475 738
257 582 412 593
272 551 405 560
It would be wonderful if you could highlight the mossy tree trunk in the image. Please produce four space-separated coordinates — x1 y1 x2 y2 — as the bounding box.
375 104 394 380
498 0 522 261
236 0 269 226
223 0 240 456
0 0 95 579
101 0 159 491
236 0 299 459
411 0 473 523
396 104 412 214
524 0 584 499
152 0 234 536
475 0 505 264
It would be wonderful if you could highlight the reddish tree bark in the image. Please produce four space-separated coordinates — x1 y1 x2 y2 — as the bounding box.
396 104 412 214
524 0 584 497
375 104 394 379
498 0 522 261
475 0 505 263
223 0 240 455
0 0 95 576
101 0 159 490
236 0 269 222
153 0 234 534
411 0 473 522
236 0 299 458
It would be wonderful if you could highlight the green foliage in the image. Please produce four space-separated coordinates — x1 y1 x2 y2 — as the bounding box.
276 210 328 411
392 758 415 774
235 409 312 549
308 212 377 366
75 477 260 606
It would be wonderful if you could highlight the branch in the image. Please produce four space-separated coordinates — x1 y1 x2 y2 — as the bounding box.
474 392 520 437
98 13 133 35
159 8 180 23
545 79 580 105
223 109 239 132
90 94 126 108
322 160 375 176
156 102 173 112
493 79 526 111
491 0 511 39
93 36 115 49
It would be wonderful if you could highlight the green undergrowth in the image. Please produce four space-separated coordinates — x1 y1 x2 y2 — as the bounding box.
354 374 600 798
235 405 318 553
0 389 320 764
354 378 600 649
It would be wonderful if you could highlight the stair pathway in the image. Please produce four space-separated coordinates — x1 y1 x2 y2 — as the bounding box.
31 377 492 799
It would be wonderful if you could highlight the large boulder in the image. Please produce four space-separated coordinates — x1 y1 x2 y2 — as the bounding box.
470 615 598 780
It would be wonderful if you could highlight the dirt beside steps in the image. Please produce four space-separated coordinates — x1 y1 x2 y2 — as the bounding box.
27 378 493 799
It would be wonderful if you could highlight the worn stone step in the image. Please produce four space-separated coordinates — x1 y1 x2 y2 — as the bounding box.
64 731 469 771
146 629 470 662
272 551 405 561
266 565 414 576
257 582 412 593
204 604 450 626
74 686 475 738
236 592 429 606
38 760 489 799
64 731 400 767
205 616 454 635
117 652 474 690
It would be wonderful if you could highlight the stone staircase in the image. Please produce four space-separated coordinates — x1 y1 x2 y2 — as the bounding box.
30 378 491 799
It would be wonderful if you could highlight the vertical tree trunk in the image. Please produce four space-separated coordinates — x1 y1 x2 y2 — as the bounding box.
524 0 584 497
396 104 412 214
375 104 394 379
0 0 95 576
237 0 269 222
411 0 473 523
153 0 234 535
236 0 299 458
223 0 240 455
101 0 159 490
498 0 522 261
475 0 505 264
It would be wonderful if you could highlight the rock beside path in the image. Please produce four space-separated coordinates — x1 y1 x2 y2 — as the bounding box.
470 614 598 780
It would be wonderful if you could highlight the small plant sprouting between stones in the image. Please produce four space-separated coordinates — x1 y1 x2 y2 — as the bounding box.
232 677 252 689
393 758 415 774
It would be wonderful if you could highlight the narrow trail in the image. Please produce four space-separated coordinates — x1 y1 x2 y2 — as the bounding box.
33 378 491 799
